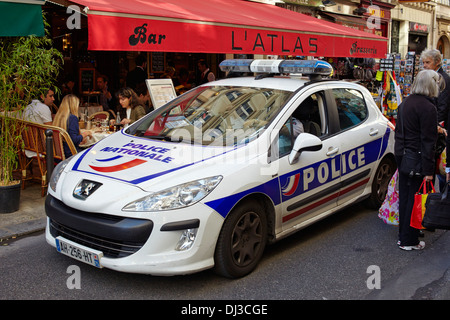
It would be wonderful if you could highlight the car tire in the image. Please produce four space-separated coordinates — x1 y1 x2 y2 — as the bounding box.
366 157 396 209
214 200 268 278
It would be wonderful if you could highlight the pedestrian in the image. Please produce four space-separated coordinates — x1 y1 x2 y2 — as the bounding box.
394 69 441 251
421 49 450 129
419 49 448 189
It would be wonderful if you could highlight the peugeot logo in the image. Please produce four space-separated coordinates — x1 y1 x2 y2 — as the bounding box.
73 180 102 200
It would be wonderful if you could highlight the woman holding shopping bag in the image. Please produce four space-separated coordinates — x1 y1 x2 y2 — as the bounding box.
394 69 442 251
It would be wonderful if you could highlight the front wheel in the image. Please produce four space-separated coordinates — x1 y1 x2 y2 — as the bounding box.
214 200 268 278
366 157 396 209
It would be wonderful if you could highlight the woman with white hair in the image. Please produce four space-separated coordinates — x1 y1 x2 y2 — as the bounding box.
394 69 441 251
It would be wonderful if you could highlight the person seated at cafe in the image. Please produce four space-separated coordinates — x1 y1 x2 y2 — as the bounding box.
117 87 146 128
53 94 92 158
176 68 193 94
161 66 175 80
135 82 154 114
53 76 73 106
97 74 116 114
61 76 76 97
23 88 55 125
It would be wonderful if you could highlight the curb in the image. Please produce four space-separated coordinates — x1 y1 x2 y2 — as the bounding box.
0 218 46 242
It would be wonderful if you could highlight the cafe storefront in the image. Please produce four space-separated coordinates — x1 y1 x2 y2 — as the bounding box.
46 0 387 101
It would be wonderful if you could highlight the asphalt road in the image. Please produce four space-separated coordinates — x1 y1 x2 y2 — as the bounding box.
1 202 448 302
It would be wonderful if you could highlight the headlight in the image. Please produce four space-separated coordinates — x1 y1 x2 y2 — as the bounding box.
123 176 222 212
49 157 72 192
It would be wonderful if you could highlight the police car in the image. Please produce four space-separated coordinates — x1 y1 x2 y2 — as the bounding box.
45 59 395 278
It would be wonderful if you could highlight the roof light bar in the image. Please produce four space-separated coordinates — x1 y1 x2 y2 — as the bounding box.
219 59 253 72
219 59 333 77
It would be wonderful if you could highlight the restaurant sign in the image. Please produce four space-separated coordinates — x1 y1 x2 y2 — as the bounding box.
88 14 386 58
409 22 429 33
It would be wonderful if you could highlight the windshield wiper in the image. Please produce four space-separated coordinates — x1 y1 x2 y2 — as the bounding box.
146 135 168 141
146 135 186 143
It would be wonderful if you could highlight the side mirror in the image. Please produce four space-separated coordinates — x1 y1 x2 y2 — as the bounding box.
288 133 322 164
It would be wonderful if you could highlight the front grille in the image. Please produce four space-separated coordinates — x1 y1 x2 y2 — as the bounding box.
46 195 153 259
50 219 144 258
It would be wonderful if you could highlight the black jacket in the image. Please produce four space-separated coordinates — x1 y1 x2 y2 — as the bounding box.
126 66 147 90
437 67 450 125
447 97 450 158
395 94 438 176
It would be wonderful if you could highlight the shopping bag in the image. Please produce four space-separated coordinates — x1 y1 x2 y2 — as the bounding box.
378 170 399 226
437 148 446 176
410 180 435 229
423 182 450 230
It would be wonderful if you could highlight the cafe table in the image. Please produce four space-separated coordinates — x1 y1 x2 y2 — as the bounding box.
79 129 112 148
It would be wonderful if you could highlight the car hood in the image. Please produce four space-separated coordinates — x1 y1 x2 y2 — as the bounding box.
68 131 258 191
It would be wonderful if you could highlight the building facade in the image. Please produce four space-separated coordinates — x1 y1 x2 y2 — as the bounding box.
269 0 450 59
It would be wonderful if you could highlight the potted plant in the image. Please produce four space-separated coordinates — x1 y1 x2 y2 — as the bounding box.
0 28 62 213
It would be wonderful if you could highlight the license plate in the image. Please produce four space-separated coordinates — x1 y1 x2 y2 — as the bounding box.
55 237 103 268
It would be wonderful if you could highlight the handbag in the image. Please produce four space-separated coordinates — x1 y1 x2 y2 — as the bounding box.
378 169 399 226
398 105 422 177
423 181 450 230
410 180 435 229
400 149 422 177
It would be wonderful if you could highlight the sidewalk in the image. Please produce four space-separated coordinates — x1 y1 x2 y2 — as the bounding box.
0 183 47 241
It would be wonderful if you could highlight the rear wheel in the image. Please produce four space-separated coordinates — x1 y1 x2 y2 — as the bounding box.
214 200 268 278
366 157 396 209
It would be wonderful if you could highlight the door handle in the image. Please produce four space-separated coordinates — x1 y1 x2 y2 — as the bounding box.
369 128 379 136
326 147 339 156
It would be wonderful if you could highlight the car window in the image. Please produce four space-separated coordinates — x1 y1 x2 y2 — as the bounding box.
129 85 293 146
332 88 367 130
278 92 325 156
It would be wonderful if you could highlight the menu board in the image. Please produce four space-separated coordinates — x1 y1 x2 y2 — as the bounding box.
145 79 177 109
79 68 95 93
151 52 165 73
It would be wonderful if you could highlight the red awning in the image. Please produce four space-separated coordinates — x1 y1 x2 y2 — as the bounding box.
70 0 387 58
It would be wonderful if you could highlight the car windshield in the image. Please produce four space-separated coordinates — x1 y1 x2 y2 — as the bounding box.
129 85 293 146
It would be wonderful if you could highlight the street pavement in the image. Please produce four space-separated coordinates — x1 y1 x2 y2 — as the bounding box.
1 182 449 300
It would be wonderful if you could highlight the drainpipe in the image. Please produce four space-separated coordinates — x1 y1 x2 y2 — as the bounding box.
430 2 437 49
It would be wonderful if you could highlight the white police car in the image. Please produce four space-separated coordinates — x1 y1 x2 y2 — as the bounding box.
45 59 395 278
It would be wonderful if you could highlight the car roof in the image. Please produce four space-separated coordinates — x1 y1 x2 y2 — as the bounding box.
204 76 311 92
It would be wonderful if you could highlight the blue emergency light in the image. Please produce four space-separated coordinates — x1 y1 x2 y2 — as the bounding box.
219 59 333 79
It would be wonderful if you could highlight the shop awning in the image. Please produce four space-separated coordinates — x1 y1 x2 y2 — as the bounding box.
320 12 374 33
69 0 387 58
0 0 45 37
